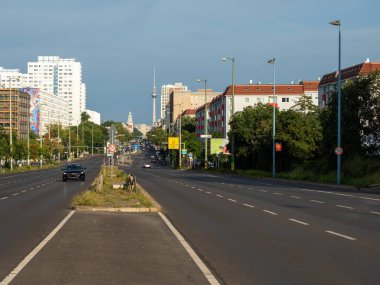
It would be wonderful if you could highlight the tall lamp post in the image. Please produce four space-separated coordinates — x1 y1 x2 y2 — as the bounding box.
196 79 208 169
267 58 276 179
221 57 235 171
8 78 13 170
330 19 342 185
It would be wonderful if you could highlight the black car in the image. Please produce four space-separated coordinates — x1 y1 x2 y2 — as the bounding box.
62 163 86 181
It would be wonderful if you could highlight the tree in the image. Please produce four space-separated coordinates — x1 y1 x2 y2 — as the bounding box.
147 128 166 147
182 117 196 133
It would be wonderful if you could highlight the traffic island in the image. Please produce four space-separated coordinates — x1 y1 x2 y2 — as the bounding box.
72 166 161 212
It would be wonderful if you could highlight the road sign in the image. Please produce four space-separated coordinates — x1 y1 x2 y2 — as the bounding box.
168 137 179 149
200 134 212 139
108 143 117 153
335 146 343 156
181 149 187 155
188 152 193 158
275 143 282 152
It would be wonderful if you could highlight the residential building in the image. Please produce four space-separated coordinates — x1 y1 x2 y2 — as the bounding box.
160 83 188 120
319 59 380 108
196 81 319 139
0 67 28 88
0 88 30 140
167 88 220 133
173 108 196 132
27 56 85 125
21 88 70 136
86 109 101 125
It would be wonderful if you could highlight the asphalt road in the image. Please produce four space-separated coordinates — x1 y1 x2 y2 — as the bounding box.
132 153 380 285
0 156 104 281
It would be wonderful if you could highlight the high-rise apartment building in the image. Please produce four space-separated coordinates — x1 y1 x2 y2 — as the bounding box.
27 56 86 125
85 109 101 125
160 83 188 120
0 67 28 88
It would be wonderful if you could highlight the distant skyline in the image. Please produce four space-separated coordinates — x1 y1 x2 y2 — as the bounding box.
1 0 379 124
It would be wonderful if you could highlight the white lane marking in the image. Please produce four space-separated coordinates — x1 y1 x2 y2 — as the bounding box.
243 203 255 208
326 231 356 241
310 200 325 204
191 186 196 189
21 190 27 193
216 194 224 198
12 193 20 196
185 185 189 187
289 219 309 226
29 187 34 190
228 184 234 187
36 185 40 188
220 182 226 185
359 196 380 202
263 210 277 215
336 204 354 210
206 191 213 195
197 189 204 192
259 190 267 193
158 212 220 285
0 210 76 285
290 196 301 199
228 199 237 203
237 186 243 189
370 211 380 215
273 192 283 196
1 197 9 200
248 187 254 190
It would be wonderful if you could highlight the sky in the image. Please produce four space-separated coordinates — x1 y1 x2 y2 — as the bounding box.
1 0 379 125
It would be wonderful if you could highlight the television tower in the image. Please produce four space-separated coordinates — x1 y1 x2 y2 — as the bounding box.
151 67 157 126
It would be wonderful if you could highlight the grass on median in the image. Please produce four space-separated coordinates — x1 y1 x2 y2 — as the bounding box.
72 166 155 208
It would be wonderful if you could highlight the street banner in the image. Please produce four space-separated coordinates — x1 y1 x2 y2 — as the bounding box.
168 137 180 149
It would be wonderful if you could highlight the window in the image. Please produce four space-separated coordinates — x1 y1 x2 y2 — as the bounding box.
245 98 249 103
282 98 289 102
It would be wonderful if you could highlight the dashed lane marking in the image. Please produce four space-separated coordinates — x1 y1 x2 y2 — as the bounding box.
243 203 255 208
197 189 204 192
228 199 237 203
289 219 309 226
263 210 277 215
216 194 224 198
336 204 354 210
370 211 380 215
310 200 325 204
1 197 9 200
273 193 283 196
290 196 301 199
206 192 213 195
12 193 20 196
326 230 356 241
259 190 268 193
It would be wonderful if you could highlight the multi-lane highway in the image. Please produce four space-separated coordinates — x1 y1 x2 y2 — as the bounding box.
132 154 380 285
0 156 103 280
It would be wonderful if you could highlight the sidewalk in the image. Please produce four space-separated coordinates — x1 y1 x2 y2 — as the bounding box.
10 211 211 285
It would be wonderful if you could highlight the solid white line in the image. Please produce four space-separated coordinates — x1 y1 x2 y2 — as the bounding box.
216 194 224 198
310 200 325 204
289 219 309 226
370 211 380 215
1 197 9 200
228 199 237 203
0 210 75 285
336 204 354 210
243 203 255 208
290 196 301 199
263 210 277 215
326 230 356 241
158 212 220 285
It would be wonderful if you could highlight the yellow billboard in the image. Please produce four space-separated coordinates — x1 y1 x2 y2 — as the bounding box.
168 137 180 150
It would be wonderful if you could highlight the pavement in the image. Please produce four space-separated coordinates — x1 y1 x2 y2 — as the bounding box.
8 211 212 285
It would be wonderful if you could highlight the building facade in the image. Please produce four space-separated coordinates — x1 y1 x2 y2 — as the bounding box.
0 67 28 88
160 83 188 120
85 109 101 125
196 81 319 139
0 88 30 140
27 56 85 125
318 59 380 108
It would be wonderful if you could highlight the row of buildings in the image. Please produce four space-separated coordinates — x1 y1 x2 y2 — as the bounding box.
157 59 380 144
0 56 101 139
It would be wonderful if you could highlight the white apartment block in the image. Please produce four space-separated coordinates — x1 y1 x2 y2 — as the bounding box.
160 82 188 120
196 81 319 139
27 56 85 126
0 67 28 88
86 109 101 125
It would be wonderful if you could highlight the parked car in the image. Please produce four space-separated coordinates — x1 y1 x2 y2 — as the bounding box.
62 163 86 181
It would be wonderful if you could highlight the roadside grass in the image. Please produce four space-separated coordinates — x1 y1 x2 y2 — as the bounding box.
72 166 155 208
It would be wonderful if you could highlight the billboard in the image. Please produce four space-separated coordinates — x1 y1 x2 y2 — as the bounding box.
210 138 229 154
20 88 41 135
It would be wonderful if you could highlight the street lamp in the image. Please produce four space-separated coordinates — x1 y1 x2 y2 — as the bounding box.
330 19 342 185
196 79 208 169
222 57 236 171
267 58 276 179
8 78 13 170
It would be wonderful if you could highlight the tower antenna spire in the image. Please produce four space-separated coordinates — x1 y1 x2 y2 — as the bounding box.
151 67 157 125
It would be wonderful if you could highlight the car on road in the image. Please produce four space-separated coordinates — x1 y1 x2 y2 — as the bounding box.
62 163 86 181
143 163 151 168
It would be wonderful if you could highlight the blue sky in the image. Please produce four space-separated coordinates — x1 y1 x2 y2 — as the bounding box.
1 0 379 124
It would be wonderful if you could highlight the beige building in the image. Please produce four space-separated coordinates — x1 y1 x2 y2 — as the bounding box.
0 88 30 140
167 88 220 131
